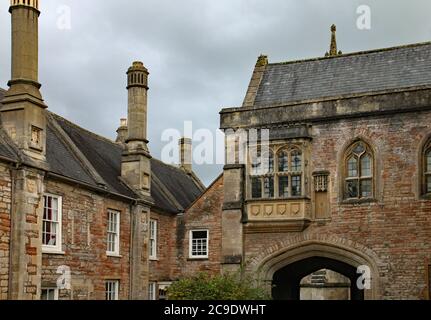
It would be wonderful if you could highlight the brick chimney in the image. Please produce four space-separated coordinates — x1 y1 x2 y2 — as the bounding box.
1 0 48 162
179 137 192 173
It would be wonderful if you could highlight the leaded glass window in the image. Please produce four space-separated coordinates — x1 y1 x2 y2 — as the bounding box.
344 142 374 200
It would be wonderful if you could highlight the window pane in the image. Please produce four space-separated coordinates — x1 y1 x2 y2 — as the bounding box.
361 155 372 177
251 177 262 199
427 175 431 193
278 176 289 198
353 143 365 155
346 180 359 198
41 289 56 300
361 179 372 198
251 151 261 175
43 196 58 246
262 152 274 174
191 231 208 257
193 231 207 239
427 151 431 172
348 157 358 178
291 176 302 196
291 151 302 172
278 152 289 172
263 177 274 198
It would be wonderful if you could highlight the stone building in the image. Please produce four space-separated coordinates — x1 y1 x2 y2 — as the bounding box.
1 1 431 301
0 1 203 300
218 25 431 300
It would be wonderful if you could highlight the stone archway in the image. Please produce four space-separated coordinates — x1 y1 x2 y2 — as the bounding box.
251 237 381 300
273 256 362 300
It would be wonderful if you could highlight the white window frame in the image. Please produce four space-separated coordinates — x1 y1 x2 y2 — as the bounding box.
41 287 59 300
149 219 158 260
42 194 63 254
107 209 120 256
189 230 209 259
158 282 172 301
148 282 157 300
105 280 120 301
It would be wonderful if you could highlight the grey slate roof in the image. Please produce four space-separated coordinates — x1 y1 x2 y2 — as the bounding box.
0 91 203 213
50 113 203 212
253 42 431 108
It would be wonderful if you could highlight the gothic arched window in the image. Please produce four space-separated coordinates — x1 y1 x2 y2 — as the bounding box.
344 141 374 200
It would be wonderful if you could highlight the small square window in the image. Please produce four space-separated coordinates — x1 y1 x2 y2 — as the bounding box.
41 288 58 300
106 281 119 300
189 230 209 259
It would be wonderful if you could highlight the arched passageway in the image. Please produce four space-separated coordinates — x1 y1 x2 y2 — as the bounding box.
272 256 364 300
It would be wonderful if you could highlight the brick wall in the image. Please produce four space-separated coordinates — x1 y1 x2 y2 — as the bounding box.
173 175 223 279
244 111 431 299
149 210 176 283
0 164 11 300
42 179 132 300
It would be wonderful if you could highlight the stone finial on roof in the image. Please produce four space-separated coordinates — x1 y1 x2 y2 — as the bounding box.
325 24 342 57
256 54 269 67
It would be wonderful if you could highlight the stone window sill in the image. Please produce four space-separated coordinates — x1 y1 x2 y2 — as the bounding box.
42 248 66 255
106 253 122 258
188 257 209 261
340 198 378 205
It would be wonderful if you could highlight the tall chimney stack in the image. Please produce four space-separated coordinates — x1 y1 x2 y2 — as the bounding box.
1 0 47 161
121 61 152 197
179 138 192 173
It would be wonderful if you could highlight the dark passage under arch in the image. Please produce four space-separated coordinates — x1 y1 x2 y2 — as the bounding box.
272 256 364 300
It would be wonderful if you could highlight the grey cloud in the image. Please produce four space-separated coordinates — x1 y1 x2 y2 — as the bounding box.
1 0 431 185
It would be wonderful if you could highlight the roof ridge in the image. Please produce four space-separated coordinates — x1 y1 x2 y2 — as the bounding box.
269 41 431 66
49 111 119 147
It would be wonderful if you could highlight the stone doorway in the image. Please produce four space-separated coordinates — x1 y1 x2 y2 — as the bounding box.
272 256 364 300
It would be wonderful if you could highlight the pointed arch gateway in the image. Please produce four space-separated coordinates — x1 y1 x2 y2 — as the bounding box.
255 240 381 300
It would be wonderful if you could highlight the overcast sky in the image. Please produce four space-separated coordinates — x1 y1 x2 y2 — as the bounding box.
1 0 431 185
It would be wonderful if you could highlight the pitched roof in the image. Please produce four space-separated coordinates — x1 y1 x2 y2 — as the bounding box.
0 91 203 213
49 113 204 212
253 42 431 108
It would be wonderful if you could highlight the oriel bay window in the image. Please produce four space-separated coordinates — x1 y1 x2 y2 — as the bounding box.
250 147 304 199
344 141 374 200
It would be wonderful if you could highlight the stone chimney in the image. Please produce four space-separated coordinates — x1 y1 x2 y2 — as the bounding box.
116 118 128 144
179 137 192 173
1 0 48 161
121 61 152 198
